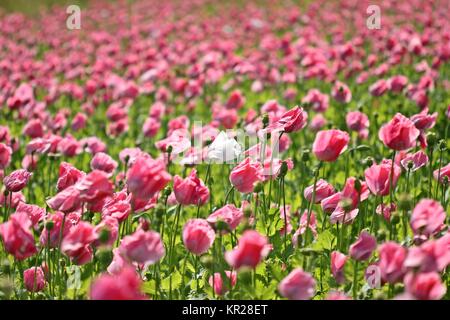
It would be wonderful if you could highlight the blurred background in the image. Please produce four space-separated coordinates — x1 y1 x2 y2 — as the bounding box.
0 0 89 15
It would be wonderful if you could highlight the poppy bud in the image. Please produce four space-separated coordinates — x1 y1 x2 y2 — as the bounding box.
262 113 269 128
243 206 252 219
407 160 414 170
253 182 263 193
96 249 112 265
154 204 165 217
1 259 11 274
426 132 437 147
278 161 288 178
124 155 130 165
301 149 310 161
339 197 353 212
98 228 111 244
438 139 447 151
362 157 374 167
354 179 362 193
390 211 400 225
84 211 94 221
167 145 173 154
215 220 230 233
374 291 386 300
398 193 412 211
45 220 54 231
0 277 13 299
163 186 172 197
200 255 214 269
377 229 387 241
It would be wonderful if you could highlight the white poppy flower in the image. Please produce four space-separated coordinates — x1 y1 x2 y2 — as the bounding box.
206 131 241 163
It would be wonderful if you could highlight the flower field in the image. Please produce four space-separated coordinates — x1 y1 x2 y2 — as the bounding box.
0 0 449 300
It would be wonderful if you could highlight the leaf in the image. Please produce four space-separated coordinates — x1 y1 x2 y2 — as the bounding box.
311 229 334 251
142 280 156 295
161 272 182 290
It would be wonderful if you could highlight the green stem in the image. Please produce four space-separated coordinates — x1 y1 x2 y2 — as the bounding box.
352 260 359 300
304 162 321 246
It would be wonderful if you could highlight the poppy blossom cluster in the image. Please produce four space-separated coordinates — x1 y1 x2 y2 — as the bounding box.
0 0 449 302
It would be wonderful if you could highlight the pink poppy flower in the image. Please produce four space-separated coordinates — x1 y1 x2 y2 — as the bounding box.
126 156 171 201
61 222 97 265
410 199 445 238
404 234 450 273
433 163 450 183
272 106 308 133
346 111 369 132
0 143 12 169
364 159 401 196
0 212 37 260
312 129 349 162
400 151 428 172
229 158 262 193
57 162 85 191
331 81 351 103
142 117 161 138
208 271 237 296
76 170 114 203
71 112 87 131
93 216 119 248
207 204 243 232
376 203 397 221
278 268 316 300
90 152 118 177
90 266 146 300
369 79 389 96
349 231 377 261
378 113 420 151
388 75 408 93
47 185 81 213
331 251 347 284
302 89 329 112
101 190 131 223
378 242 407 284
173 169 209 206
225 230 271 269
304 179 335 204
119 229 165 266
155 129 191 155
15 202 45 227
3 169 32 193
182 219 216 255
23 267 46 292
309 114 327 131
22 119 44 138
404 272 446 300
